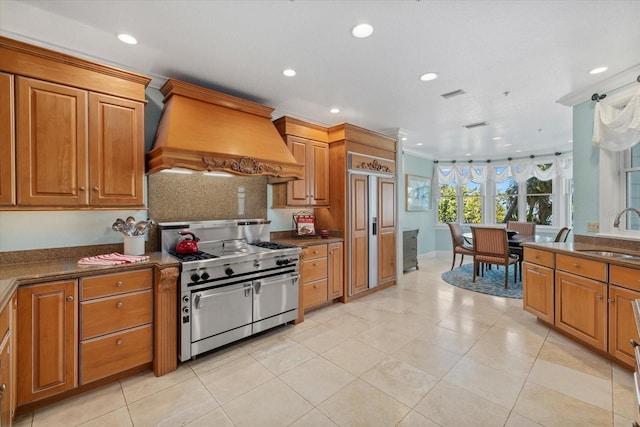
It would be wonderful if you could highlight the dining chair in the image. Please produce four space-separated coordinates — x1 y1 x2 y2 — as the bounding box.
447 222 474 270
506 221 536 236
471 226 519 288
554 227 571 242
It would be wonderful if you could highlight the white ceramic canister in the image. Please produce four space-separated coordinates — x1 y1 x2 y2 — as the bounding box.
123 235 145 255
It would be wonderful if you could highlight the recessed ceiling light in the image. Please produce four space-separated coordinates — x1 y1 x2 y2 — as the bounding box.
282 69 296 77
401 137 407 141
116 33 138 45
416 143 423 146
420 72 438 81
492 136 502 141
515 149 522 152
330 108 340 114
589 66 608 75
504 143 512 147
352 24 373 38
465 153 471 156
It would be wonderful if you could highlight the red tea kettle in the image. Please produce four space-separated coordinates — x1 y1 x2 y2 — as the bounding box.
176 231 200 254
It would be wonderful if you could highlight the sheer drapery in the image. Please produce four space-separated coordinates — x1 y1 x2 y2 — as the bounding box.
592 88 640 151
436 155 572 185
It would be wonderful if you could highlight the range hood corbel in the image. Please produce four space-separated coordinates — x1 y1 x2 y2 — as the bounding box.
146 79 303 181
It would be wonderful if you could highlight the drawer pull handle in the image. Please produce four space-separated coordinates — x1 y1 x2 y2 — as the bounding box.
66 296 74 302
116 281 124 287
573 263 580 268
313 263 318 266
116 339 123 346
116 302 123 308
630 339 640 348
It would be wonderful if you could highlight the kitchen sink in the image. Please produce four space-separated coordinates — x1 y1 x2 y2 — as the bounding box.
577 250 640 261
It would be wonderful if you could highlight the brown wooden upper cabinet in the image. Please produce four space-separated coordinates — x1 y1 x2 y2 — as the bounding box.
0 72 15 206
0 36 150 210
271 117 330 208
15 78 144 208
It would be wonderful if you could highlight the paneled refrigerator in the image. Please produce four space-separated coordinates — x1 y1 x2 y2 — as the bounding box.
348 169 396 296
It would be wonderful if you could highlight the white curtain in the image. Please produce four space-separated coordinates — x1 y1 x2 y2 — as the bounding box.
592 88 640 151
436 155 572 185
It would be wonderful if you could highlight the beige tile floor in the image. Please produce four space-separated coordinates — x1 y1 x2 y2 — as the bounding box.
14 254 638 426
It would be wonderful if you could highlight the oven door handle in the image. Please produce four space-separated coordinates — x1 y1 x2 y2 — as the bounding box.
194 293 201 310
253 274 300 295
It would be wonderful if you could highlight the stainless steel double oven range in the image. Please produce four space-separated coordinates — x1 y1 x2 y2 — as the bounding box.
159 219 301 362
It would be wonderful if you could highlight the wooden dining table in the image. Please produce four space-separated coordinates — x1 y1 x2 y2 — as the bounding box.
462 232 554 247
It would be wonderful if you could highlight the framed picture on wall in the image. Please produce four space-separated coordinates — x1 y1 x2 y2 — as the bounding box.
406 174 431 211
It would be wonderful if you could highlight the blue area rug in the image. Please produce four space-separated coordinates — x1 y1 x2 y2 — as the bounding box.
441 263 522 299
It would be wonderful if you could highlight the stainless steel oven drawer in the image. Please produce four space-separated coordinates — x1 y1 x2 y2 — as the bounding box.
253 273 299 323
191 282 253 342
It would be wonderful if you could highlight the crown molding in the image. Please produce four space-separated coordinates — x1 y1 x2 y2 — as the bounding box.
556 63 640 107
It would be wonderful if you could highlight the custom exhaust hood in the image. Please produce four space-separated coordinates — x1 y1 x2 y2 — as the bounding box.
146 79 303 181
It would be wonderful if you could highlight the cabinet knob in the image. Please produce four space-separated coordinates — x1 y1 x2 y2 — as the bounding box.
313 284 318 289
116 339 123 346
93 186 99 191
66 296 74 302
116 281 124 287
607 298 614 303
79 186 86 191
573 263 580 268
630 339 640 348
0 384 6 392
116 302 123 308
596 295 603 300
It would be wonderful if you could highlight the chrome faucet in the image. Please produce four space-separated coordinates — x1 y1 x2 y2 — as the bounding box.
613 207 640 228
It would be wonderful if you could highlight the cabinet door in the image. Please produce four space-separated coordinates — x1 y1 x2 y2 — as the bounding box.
377 177 396 285
17 280 77 405
328 242 344 299
16 77 88 206
0 72 15 206
522 261 554 324
0 333 10 427
286 136 309 205
608 285 640 367
89 93 144 206
350 174 368 295
555 271 606 351
309 141 329 205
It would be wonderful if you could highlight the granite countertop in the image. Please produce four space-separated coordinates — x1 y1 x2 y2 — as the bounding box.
521 241 640 268
273 236 344 248
0 252 179 312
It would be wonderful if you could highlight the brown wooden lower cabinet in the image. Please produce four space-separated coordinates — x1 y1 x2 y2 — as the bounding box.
555 270 607 351
524 247 640 369
302 242 344 311
0 292 15 426
17 280 78 405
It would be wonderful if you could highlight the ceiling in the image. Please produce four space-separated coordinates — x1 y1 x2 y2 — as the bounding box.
2 0 640 161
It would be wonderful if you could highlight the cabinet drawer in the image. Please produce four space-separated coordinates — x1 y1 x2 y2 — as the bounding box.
80 324 152 384
610 265 640 292
556 254 607 282
303 279 328 309
81 269 152 300
305 244 328 260
81 290 152 339
303 257 328 282
523 248 554 268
